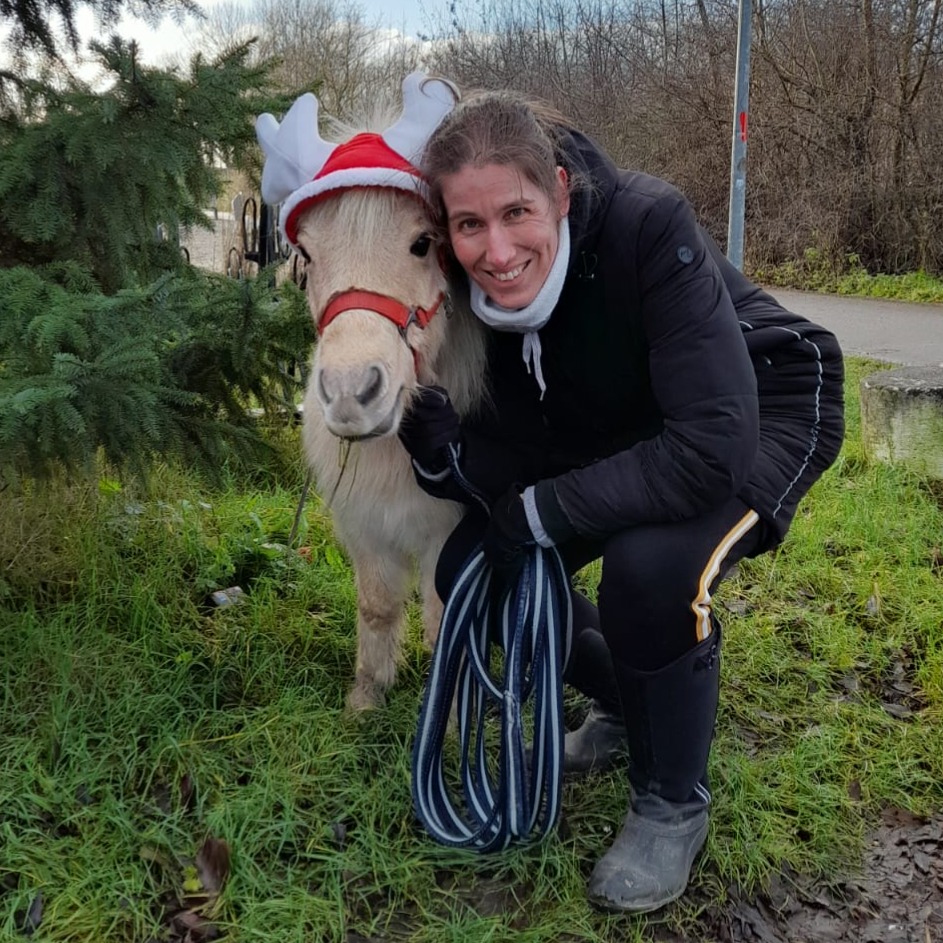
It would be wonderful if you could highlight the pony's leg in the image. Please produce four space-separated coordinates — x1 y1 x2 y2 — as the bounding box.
349 550 411 711
418 537 446 649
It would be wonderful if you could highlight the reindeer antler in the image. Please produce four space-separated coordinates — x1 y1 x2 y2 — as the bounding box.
255 72 459 247
256 93 336 207
383 73 459 164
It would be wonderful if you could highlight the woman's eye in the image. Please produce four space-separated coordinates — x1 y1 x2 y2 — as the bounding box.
411 234 433 257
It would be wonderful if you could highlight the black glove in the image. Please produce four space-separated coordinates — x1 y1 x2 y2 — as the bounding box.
398 385 461 472
482 486 536 582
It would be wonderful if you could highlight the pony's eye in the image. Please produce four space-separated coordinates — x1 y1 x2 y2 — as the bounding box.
410 234 433 258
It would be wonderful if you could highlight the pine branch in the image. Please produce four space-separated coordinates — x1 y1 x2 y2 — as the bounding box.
0 39 289 291
0 264 313 484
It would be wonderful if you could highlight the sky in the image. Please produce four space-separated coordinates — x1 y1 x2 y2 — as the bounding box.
82 0 439 67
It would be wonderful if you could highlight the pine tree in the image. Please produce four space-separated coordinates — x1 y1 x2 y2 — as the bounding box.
0 261 314 483
0 36 316 484
1 38 283 292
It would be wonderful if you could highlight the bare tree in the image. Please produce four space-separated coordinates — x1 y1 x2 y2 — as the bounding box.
750 0 943 271
188 0 943 274
436 0 943 274
194 0 426 118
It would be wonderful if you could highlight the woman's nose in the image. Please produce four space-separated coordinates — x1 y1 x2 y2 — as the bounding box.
484 226 514 267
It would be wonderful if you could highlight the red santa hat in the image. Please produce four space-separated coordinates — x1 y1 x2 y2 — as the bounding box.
255 72 458 247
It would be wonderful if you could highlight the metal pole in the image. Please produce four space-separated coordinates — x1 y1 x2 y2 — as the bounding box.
726 0 752 270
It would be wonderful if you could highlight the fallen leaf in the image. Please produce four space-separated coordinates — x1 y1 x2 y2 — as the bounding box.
930 547 942 574
882 702 913 719
180 773 196 811
195 837 231 896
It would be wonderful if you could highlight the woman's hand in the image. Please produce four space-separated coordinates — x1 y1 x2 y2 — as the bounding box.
484 480 579 582
398 385 461 473
483 486 536 582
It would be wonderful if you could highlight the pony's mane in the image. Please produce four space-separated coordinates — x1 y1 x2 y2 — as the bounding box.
322 98 402 143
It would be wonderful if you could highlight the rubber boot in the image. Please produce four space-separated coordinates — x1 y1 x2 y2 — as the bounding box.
563 699 628 774
562 618 629 774
562 625 627 772
587 625 722 914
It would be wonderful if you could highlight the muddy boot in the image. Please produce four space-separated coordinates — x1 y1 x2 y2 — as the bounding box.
587 626 722 914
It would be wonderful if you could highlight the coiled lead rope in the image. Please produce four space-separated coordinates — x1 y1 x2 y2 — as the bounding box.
411 447 573 850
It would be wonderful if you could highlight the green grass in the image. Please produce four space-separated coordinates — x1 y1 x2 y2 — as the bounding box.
749 250 943 303
2 358 942 941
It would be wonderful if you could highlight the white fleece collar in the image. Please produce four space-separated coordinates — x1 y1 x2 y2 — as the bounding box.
469 219 570 399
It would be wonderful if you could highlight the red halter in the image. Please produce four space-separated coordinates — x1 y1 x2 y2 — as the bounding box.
318 288 446 374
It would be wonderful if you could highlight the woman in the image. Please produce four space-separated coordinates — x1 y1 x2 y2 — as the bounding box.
398 88 845 913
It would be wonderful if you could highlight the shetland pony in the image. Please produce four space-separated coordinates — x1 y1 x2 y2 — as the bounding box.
292 171 486 709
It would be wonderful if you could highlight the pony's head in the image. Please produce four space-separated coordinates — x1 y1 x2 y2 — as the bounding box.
256 74 460 440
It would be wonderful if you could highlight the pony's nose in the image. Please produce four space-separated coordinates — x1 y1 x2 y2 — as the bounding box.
355 366 383 406
316 364 388 408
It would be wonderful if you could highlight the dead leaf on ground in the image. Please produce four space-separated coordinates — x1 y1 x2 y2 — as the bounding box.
930 547 942 574
195 837 231 896
151 836 231 943
15 891 43 936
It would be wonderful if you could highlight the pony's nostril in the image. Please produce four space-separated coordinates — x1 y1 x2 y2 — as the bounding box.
318 370 333 405
355 366 383 406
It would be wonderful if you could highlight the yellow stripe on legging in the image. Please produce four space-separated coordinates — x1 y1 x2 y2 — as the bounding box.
690 509 760 642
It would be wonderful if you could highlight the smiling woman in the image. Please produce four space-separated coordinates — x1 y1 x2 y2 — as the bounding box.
396 83 847 915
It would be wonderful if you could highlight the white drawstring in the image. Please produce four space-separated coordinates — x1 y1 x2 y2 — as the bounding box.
522 332 547 399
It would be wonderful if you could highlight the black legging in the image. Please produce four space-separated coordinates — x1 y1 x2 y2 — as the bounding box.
435 496 766 682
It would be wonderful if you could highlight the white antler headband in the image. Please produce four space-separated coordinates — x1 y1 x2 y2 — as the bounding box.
255 72 458 247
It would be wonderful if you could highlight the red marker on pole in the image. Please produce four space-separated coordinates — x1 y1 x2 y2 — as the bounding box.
739 111 748 142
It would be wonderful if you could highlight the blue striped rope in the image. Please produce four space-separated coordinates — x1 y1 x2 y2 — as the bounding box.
411 541 573 851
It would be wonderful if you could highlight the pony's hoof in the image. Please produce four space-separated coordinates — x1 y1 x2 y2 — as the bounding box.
347 680 386 711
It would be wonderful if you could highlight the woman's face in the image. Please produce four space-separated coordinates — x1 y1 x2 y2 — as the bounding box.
440 162 570 310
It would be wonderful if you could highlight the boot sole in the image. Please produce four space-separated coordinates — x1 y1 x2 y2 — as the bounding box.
587 885 685 915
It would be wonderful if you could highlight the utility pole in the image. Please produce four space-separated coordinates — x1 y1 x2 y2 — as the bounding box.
727 0 752 271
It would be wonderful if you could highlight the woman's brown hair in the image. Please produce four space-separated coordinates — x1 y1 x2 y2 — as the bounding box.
421 88 580 235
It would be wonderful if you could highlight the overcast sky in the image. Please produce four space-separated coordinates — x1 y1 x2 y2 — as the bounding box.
82 0 439 66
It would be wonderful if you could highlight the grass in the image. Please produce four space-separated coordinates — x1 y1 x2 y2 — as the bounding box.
748 250 943 303
2 358 942 941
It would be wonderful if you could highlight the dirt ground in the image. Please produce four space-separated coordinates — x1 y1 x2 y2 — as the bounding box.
662 807 943 943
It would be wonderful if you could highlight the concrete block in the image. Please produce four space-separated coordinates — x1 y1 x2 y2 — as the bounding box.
860 365 943 479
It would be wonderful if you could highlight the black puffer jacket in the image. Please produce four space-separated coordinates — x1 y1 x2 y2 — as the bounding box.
427 129 845 549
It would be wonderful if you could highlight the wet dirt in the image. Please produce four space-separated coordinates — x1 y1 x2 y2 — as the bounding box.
658 807 943 943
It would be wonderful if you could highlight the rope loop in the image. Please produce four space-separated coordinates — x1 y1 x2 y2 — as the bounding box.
411 543 572 852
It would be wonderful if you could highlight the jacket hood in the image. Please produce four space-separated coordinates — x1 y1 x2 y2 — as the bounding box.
554 127 620 268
